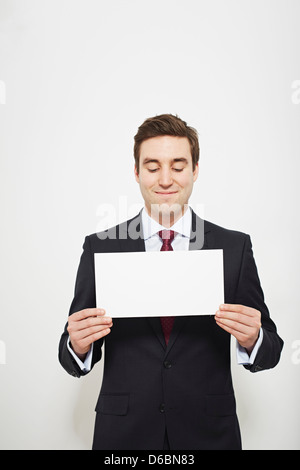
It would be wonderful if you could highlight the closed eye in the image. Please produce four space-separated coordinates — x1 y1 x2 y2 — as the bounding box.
147 167 184 173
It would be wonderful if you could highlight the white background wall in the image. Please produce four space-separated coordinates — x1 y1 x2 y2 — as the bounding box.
0 0 299 450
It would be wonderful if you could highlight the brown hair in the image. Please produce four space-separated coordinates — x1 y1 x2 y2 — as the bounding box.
134 114 199 173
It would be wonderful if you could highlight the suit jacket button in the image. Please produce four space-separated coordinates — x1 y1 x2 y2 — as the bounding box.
159 403 165 413
163 360 172 369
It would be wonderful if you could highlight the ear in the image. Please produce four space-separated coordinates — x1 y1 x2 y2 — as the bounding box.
134 165 140 183
193 162 199 182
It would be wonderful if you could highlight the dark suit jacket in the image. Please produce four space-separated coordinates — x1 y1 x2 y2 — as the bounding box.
58 210 283 450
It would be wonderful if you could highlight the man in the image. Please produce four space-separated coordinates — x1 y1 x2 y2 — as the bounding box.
59 114 283 450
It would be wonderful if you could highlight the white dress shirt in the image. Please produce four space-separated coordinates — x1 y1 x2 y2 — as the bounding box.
68 206 263 371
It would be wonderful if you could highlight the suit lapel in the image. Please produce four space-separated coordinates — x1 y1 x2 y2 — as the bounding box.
147 317 167 351
189 209 209 251
118 210 146 253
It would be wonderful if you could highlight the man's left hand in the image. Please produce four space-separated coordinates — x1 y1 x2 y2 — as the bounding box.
215 304 261 354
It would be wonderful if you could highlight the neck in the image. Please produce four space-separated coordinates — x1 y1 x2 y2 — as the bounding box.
145 203 189 227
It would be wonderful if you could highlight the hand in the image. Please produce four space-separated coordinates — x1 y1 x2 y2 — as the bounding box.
67 308 113 360
215 304 261 354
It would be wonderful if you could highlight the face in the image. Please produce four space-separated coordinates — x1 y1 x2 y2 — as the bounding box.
134 135 199 226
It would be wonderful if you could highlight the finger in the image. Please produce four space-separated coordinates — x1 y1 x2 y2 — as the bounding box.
68 316 112 335
217 306 261 331
215 318 249 343
215 316 253 336
74 323 113 341
215 310 254 328
77 327 112 349
219 304 256 316
71 308 106 321
75 315 112 332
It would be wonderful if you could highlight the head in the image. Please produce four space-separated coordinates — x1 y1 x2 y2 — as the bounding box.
134 114 199 226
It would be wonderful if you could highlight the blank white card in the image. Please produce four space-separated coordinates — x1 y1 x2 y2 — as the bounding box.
95 250 224 318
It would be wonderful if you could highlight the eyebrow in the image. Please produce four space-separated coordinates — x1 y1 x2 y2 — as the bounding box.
142 157 189 165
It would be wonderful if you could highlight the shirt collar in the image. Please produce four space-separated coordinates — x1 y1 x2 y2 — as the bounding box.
141 206 192 241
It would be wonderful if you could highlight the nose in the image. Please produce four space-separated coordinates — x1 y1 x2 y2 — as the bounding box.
158 168 173 187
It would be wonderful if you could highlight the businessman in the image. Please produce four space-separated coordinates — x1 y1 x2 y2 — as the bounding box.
59 114 283 450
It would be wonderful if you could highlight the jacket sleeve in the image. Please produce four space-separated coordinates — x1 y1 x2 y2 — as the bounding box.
234 234 284 372
58 236 104 377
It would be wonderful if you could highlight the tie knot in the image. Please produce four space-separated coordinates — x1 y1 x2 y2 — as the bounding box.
158 230 175 242
158 230 176 251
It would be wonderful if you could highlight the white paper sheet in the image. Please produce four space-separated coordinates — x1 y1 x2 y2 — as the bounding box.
94 250 224 318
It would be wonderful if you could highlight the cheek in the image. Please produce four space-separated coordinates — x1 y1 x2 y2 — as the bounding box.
177 173 193 188
138 172 156 190
139 173 152 190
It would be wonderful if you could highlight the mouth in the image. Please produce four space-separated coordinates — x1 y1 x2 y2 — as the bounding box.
155 191 178 195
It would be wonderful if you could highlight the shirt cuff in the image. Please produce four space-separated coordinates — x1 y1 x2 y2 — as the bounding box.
236 328 264 365
67 336 93 372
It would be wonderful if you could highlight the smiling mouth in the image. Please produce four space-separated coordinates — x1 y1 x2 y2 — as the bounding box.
155 191 178 195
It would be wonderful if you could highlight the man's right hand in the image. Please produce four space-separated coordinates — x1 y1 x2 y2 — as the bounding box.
67 308 113 360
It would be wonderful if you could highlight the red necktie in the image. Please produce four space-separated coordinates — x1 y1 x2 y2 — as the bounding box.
159 230 175 344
